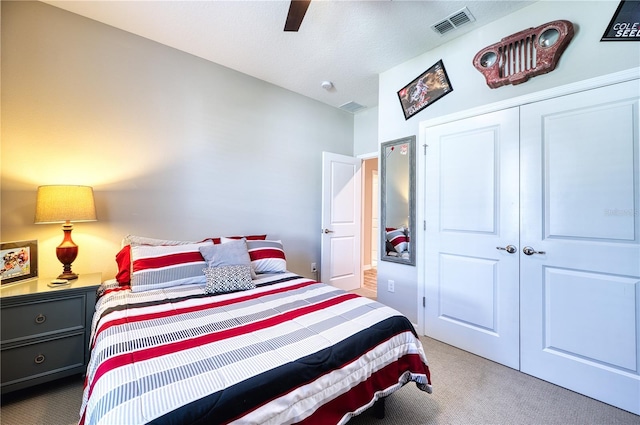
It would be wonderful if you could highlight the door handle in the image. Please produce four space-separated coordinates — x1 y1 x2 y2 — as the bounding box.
523 246 545 256
323 229 334 234
496 245 517 254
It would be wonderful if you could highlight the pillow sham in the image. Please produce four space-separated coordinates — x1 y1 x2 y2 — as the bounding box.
122 234 197 247
203 265 254 294
245 240 286 274
199 239 257 279
386 227 408 253
116 235 197 286
130 241 211 292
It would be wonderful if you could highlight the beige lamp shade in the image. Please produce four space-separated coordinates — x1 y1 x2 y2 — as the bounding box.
35 185 97 224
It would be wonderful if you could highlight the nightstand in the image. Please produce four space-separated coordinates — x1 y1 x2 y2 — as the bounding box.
0 272 101 394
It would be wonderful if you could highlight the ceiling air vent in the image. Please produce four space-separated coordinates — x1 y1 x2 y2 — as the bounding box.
433 20 454 35
431 7 476 35
339 101 367 114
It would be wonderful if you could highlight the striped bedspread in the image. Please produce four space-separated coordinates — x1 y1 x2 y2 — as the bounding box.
79 273 432 425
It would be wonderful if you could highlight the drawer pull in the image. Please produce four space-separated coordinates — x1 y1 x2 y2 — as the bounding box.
34 354 46 364
35 314 47 324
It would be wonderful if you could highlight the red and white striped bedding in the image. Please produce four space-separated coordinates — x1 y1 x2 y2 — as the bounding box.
80 273 432 425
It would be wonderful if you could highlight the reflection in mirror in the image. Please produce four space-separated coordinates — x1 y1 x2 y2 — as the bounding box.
380 135 416 265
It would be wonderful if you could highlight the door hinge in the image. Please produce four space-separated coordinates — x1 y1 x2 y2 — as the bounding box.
422 297 426 307
423 144 428 155
423 220 426 231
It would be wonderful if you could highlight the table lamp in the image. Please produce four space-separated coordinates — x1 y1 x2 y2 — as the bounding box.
35 185 97 280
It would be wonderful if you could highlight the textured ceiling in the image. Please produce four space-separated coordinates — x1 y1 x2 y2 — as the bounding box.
43 0 534 112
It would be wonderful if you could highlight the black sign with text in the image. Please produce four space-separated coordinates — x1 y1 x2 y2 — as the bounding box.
602 1 640 41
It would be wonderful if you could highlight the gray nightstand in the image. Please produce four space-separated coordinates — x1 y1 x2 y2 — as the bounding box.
0 272 101 394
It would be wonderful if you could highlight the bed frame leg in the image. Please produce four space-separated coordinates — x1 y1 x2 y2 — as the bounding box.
373 397 386 419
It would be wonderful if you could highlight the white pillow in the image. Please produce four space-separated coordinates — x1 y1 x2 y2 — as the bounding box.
122 234 196 248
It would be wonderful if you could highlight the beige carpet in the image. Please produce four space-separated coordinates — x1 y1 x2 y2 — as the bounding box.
1 337 638 425
350 286 377 300
1 374 84 425
349 337 640 425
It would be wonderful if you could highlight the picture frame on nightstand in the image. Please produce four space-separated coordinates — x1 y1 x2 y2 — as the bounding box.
0 240 38 285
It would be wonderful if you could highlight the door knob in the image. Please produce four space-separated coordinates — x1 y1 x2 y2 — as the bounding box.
523 246 545 255
496 245 517 254
323 229 334 234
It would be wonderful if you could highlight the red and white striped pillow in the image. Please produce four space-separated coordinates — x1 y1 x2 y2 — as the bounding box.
245 240 286 274
386 227 408 253
130 241 212 292
116 236 197 286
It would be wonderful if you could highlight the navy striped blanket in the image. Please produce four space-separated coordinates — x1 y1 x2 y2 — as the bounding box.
79 273 431 424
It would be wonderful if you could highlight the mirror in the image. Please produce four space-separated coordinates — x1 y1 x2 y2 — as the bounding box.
380 135 416 265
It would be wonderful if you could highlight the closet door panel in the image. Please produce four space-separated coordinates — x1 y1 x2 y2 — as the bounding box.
439 130 497 233
424 107 520 369
520 79 640 415
545 103 636 241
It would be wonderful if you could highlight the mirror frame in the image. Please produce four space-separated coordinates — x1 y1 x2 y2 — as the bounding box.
380 135 416 266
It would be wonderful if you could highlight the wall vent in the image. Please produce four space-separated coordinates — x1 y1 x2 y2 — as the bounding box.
431 7 476 35
339 101 367 114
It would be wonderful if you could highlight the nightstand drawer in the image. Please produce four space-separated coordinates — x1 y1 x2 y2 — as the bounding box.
1 334 85 385
1 296 85 342
0 272 100 393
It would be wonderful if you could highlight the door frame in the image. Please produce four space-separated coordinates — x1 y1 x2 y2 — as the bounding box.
416 67 640 336
359 151 378 282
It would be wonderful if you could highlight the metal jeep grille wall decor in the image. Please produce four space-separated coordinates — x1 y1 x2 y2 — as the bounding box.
473 20 574 89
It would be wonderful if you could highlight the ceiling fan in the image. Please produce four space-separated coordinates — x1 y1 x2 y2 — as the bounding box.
284 0 311 32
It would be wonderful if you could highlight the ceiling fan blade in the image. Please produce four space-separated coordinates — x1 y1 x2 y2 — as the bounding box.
284 0 311 32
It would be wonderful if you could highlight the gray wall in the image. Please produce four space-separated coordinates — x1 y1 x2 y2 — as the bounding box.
1 1 354 280
377 1 640 322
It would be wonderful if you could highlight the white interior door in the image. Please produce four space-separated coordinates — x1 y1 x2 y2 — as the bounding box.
520 80 640 415
321 152 362 291
424 108 520 369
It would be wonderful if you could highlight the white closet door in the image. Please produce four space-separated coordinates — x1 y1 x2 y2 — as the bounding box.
520 80 640 415
424 108 520 369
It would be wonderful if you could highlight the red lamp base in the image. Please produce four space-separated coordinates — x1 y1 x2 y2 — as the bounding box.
56 222 79 281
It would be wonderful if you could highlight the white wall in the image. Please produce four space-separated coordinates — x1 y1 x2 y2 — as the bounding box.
1 1 354 280
354 106 378 156
377 0 640 322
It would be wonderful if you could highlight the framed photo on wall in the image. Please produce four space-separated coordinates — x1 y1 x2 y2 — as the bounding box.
397 59 453 120
1 240 38 285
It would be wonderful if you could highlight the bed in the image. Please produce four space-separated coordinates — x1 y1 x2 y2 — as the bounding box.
79 237 432 425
